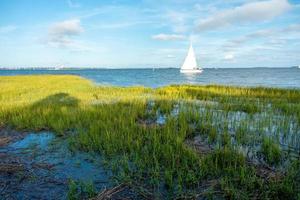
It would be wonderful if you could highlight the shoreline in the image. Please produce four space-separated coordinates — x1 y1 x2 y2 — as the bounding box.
1 68 299 89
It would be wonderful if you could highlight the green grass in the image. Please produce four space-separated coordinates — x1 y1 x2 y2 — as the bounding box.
261 137 282 165
67 179 96 200
1 75 300 199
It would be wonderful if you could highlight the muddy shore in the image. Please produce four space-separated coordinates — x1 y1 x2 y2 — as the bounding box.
0 128 113 200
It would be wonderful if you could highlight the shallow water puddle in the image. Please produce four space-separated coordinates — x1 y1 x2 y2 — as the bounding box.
9 132 54 150
0 131 112 200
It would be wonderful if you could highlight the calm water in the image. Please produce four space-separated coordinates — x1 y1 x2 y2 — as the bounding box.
1 132 112 199
0 68 299 88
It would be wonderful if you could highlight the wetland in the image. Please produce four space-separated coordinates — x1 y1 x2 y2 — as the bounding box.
0 75 299 199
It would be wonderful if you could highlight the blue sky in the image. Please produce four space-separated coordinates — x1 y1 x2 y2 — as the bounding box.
0 0 299 68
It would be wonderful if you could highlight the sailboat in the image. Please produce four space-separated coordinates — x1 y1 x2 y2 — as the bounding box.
180 44 203 73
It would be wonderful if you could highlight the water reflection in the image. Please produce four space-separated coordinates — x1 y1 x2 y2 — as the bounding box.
181 72 200 83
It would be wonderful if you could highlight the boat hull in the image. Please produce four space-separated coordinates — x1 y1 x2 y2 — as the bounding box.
180 69 203 73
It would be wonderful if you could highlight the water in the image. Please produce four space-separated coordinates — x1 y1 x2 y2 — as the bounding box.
0 68 299 88
0 132 112 200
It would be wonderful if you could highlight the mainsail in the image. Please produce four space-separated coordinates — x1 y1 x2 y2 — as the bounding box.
181 44 198 70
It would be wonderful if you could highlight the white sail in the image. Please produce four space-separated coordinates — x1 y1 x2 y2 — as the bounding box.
180 44 203 73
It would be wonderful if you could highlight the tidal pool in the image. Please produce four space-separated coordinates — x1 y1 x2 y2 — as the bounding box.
0 132 112 200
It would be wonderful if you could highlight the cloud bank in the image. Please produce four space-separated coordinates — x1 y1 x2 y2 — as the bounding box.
196 0 292 32
224 23 300 50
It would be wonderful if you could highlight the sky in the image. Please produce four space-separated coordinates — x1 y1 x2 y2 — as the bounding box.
0 0 300 68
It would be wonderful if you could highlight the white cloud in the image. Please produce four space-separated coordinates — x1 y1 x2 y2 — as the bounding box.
196 0 292 32
223 24 300 50
223 53 235 61
47 19 87 50
49 19 83 36
152 34 186 41
0 25 17 34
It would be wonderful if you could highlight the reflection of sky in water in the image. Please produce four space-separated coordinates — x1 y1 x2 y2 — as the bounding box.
181 73 199 84
3 131 112 199
10 132 54 150
0 68 299 88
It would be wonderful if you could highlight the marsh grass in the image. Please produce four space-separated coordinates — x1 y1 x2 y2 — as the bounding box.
261 137 282 165
1 75 300 199
67 179 96 200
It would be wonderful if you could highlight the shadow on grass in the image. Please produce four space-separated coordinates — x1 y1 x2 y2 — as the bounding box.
32 92 79 108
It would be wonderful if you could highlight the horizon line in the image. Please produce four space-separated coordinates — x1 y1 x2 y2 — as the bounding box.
0 66 298 70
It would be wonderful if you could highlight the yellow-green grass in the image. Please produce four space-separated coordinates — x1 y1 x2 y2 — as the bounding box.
1 75 300 199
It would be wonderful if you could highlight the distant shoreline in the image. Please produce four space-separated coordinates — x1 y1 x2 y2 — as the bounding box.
0 66 298 70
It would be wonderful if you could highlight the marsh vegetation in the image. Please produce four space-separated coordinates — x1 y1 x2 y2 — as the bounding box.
0 75 300 199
